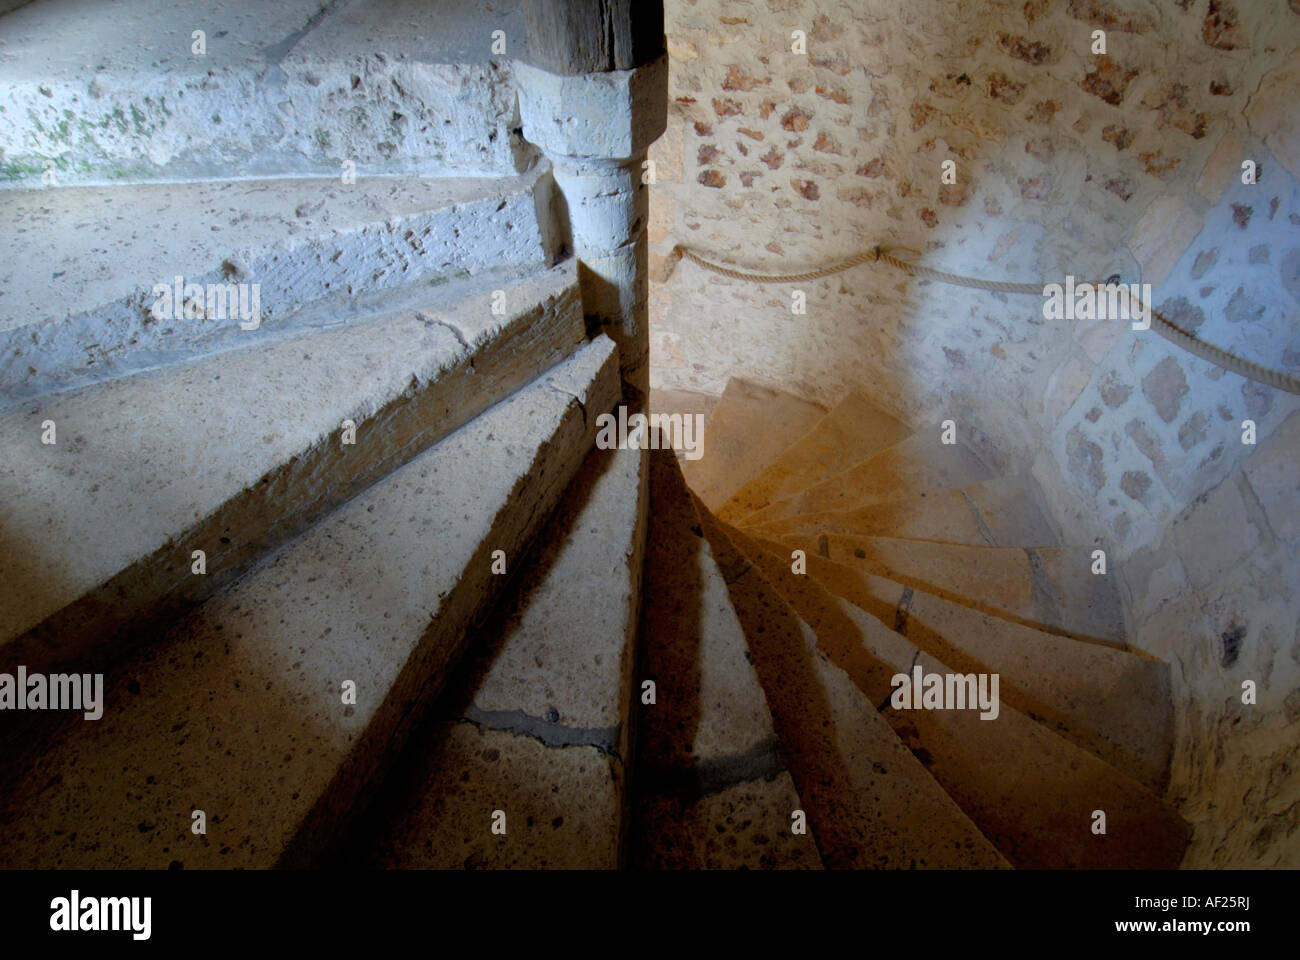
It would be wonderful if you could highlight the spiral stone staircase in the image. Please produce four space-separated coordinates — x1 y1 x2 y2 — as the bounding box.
0 359 1192 868
0 0 1193 870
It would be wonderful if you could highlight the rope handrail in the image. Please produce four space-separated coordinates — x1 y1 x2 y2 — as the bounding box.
668 244 1300 396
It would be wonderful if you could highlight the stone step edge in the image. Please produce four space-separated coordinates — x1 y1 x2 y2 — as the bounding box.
773 531 1137 654
696 503 1012 870
0 336 623 869
349 443 651 869
715 391 914 525
0 165 558 402
285 336 627 868
727 523 1191 870
1 261 586 678
736 473 1061 547
742 530 1173 792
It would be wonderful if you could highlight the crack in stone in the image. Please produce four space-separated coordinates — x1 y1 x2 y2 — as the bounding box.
460 703 621 760
544 385 589 427
261 0 347 64
1233 470 1277 547
961 490 999 546
878 647 921 712
425 315 472 353
892 586 914 633
1024 548 1064 628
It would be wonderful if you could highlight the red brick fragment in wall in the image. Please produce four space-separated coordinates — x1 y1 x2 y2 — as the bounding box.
781 107 812 132
791 179 819 200
722 65 764 91
998 33 1052 65
986 72 1026 105
813 131 841 154
1026 99 1061 123
815 84 852 104
1080 60 1139 106
1101 125 1133 150
1139 150 1181 179
938 181 970 206
1203 0 1247 49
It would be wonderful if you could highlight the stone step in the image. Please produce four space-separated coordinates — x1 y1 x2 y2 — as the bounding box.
783 533 1127 646
0 0 532 187
679 378 826 512
744 532 1171 792
716 391 910 524
730 527 1189 869
0 261 585 677
743 431 994 527
0 166 557 400
349 442 649 869
699 511 1010 869
0 335 621 869
631 447 820 869
648 386 719 462
751 473 1061 548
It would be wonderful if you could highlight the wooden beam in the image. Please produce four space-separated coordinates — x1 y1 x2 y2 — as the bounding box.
521 0 664 75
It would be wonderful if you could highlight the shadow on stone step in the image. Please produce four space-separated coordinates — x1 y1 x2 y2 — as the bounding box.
627 446 709 868
696 506 893 869
325 402 633 870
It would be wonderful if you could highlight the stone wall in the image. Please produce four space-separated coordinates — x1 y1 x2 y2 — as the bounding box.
1134 409 1300 867
0 0 533 185
647 0 1300 865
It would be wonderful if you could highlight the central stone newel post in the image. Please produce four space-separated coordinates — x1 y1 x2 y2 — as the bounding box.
515 0 667 397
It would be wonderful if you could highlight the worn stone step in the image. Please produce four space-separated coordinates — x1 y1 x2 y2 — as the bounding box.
0 335 621 869
0 166 557 400
699 510 1010 869
751 473 1061 548
783 533 1127 646
0 261 585 676
730 527 1189 869
744 532 1171 792
632 447 820 870
717 391 910 524
0 0 532 187
350 442 649 869
648 386 719 462
743 431 995 527
679 378 826 512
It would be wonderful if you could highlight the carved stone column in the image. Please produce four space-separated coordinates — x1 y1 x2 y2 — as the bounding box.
515 1 667 396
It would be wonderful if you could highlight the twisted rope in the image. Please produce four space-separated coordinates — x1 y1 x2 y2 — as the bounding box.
669 245 1300 396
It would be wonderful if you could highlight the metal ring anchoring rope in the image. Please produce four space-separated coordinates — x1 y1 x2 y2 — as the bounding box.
668 245 1300 396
